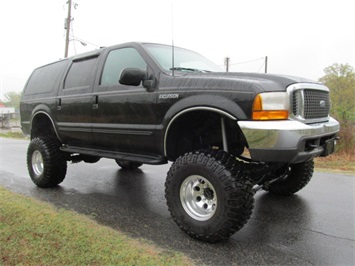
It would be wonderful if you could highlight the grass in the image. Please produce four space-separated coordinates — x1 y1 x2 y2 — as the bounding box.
0 186 193 266
0 131 25 139
0 132 352 265
315 154 355 174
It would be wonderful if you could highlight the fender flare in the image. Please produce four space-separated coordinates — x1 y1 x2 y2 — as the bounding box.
30 107 62 142
162 94 247 156
162 94 247 122
164 106 237 156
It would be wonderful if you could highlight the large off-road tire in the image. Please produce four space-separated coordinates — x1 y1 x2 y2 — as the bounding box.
165 150 254 243
266 160 314 196
27 137 67 188
115 159 143 170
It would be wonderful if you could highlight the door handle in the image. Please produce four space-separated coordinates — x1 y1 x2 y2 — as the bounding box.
93 95 99 109
56 98 62 111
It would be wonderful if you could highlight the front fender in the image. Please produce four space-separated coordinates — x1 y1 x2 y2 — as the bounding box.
162 94 248 126
160 94 250 157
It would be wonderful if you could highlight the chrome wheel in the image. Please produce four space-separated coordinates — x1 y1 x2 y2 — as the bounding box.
31 150 44 177
166 151 255 242
180 175 217 221
27 137 67 187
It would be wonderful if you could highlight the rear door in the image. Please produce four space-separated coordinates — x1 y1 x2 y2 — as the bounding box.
55 54 99 146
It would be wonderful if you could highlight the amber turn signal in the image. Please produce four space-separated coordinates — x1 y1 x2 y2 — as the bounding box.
252 110 289 120
252 93 289 120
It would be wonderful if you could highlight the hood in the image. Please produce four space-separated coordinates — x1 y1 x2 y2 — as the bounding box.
159 72 317 93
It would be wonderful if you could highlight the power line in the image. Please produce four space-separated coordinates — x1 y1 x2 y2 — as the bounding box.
220 56 268 73
69 35 101 48
64 1 100 57
71 22 77 55
218 57 264 67
229 57 264 66
257 62 265 73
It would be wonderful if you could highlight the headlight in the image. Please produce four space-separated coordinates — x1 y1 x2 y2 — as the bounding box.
252 92 289 120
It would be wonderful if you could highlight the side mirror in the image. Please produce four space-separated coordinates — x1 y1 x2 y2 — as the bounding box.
119 68 146 86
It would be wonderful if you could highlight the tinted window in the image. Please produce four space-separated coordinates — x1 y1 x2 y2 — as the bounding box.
64 57 98 89
101 48 147 86
25 60 68 95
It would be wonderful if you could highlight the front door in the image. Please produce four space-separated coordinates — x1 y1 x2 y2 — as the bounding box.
92 47 157 154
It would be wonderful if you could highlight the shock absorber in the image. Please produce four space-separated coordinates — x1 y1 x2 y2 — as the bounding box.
221 116 228 152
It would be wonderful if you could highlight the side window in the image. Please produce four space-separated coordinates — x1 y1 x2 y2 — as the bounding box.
100 48 147 86
25 60 68 95
64 57 98 89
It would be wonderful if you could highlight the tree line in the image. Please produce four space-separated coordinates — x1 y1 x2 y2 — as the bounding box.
319 63 355 156
0 91 21 110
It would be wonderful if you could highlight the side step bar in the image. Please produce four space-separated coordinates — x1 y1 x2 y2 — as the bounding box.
61 145 167 165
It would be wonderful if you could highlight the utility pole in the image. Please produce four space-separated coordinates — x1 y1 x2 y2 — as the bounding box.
265 56 268 73
225 57 230 72
64 0 72 58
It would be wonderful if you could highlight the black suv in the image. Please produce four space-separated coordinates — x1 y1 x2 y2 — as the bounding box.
20 42 339 242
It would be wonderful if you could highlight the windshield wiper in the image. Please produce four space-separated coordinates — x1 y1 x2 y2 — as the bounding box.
170 67 210 73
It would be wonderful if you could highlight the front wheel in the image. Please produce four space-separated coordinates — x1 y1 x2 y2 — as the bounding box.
27 137 67 188
265 160 314 195
165 150 254 243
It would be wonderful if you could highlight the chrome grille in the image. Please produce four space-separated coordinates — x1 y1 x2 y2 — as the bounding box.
292 89 330 123
304 90 330 119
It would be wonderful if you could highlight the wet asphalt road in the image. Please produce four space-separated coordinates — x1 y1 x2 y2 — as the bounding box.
1 137 354 265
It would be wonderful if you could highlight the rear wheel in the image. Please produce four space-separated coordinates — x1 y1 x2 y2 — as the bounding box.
115 159 143 170
27 137 67 187
165 150 254 243
266 160 314 195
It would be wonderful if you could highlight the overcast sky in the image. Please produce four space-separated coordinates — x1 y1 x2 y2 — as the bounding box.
0 0 354 100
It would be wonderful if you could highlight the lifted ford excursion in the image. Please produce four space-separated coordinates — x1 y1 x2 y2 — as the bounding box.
20 42 339 242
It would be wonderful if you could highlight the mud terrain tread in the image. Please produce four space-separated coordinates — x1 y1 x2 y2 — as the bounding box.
266 160 314 195
27 137 67 187
165 150 254 243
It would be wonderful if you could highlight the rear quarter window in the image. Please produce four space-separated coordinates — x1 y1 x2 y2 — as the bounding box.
24 60 68 95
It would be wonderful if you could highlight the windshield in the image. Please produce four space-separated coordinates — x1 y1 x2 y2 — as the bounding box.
143 44 223 73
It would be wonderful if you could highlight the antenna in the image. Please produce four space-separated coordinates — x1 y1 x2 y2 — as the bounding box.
171 2 175 76
172 41 175 77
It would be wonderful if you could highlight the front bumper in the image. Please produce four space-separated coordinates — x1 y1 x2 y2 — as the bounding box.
238 117 340 163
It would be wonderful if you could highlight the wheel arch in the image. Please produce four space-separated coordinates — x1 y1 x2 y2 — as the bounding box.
164 107 248 160
30 111 61 142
